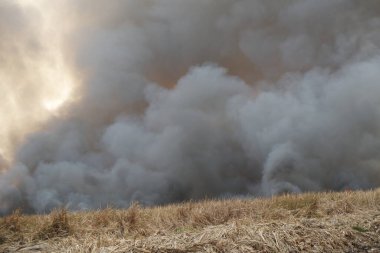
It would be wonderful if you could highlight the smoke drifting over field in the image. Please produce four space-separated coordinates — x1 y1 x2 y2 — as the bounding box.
1 0 380 214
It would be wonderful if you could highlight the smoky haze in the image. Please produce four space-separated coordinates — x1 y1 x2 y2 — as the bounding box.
1 0 380 214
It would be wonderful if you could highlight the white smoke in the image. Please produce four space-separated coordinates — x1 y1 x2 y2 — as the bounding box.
1 0 380 214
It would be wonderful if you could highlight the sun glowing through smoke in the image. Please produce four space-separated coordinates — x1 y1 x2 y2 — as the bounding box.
42 86 72 112
0 0 76 166
38 55 75 113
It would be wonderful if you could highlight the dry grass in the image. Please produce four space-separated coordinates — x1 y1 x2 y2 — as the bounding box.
0 189 380 252
35 208 72 240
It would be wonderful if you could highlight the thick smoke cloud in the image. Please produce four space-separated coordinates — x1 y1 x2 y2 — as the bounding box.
1 0 380 214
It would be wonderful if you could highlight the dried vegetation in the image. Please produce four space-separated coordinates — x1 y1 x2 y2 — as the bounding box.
0 189 379 252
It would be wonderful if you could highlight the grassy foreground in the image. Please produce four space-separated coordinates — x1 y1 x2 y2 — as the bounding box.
0 190 379 252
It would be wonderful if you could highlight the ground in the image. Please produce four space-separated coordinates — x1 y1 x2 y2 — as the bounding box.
0 189 379 252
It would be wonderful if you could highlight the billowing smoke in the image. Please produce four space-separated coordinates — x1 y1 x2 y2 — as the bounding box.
1 0 380 214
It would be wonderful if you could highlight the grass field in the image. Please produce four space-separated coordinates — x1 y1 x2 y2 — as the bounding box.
1 189 379 252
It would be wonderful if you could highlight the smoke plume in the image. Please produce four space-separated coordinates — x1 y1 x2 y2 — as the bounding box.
1 0 380 214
